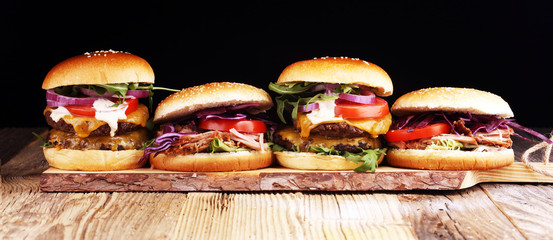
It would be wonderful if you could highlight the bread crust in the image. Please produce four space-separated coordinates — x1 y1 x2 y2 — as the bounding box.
391 87 514 118
153 82 273 124
42 50 154 89
386 148 514 170
150 150 274 172
274 151 384 171
276 57 393 96
43 148 146 171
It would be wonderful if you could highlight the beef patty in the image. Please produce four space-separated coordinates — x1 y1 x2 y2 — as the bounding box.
44 111 142 136
47 128 150 151
274 127 382 153
309 122 369 138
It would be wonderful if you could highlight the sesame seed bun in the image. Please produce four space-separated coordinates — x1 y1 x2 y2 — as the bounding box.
276 57 393 96
391 87 514 118
386 148 514 170
153 82 274 124
42 50 154 89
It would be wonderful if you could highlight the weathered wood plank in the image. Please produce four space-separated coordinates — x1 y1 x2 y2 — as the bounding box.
5 174 553 239
1 128 50 176
481 183 553 240
398 187 527 239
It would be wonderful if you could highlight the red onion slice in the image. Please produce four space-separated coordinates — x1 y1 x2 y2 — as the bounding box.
298 102 319 112
337 92 375 104
80 88 150 98
202 113 248 121
46 89 98 107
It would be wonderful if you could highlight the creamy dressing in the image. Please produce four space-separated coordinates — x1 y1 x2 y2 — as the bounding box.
306 100 342 125
49 106 71 122
93 98 128 137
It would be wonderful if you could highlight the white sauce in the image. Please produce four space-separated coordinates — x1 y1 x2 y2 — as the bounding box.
93 99 128 137
306 100 343 125
50 106 71 122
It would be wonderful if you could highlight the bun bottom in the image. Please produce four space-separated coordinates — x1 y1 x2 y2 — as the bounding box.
150 150 274 172
275 151 384 171
386 148 514 170
43 148 146 171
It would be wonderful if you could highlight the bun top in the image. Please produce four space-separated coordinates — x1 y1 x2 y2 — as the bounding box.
154 82 274 124
42 50 155 89
276 57 393 96
391 87 514 118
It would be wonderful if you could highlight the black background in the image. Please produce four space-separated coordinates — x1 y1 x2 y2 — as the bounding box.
4 1 553 128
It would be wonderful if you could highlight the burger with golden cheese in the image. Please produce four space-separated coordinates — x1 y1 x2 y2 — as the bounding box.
41 50 176 171
269 57 393 172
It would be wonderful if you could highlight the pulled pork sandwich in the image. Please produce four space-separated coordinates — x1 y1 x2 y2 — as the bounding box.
269 57 393 172
142 82 274 172
385 87 552 170
41 50 170 171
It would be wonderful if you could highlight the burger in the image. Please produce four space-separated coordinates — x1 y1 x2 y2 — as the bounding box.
41 50 168 171
385 87 551 170
143 82 274 172
269 57 393 172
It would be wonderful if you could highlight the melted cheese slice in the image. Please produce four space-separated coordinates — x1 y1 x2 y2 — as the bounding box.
295 111 392 138
44 104 149 138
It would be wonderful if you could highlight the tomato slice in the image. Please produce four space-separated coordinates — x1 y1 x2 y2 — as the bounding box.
198 118 267 133
65 98 138 117
385 123 452 142
334 97 389 119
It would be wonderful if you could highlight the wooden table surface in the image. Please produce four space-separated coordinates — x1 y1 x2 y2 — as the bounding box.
2 127 553 240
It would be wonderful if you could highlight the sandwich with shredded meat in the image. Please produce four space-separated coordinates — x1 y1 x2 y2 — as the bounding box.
142 82 274 172
385 87 552 170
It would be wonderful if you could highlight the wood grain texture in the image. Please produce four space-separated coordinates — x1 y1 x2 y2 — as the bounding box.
5 174 553 239
480 183 553 240
398 187 526 239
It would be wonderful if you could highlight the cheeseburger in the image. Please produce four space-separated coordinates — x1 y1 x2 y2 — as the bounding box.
385 87 552 170
41 50 166 171
143 82 274 172
269 57 393 172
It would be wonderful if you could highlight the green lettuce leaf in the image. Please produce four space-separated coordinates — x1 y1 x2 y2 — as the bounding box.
208 137 248 153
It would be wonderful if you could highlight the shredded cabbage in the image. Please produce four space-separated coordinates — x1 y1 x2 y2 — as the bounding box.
426 139 464 150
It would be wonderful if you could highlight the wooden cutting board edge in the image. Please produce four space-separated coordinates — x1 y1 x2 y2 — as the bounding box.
39 162 553 192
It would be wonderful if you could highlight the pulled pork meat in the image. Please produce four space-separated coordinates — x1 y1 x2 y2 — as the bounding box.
159 121 268 155
164 131 235 155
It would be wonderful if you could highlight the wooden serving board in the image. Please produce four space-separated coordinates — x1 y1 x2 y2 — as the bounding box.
40 162 553 192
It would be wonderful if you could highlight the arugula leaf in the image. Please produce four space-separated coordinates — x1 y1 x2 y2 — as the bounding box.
139 138 156 150
307 145 339 155
208 137 248 153
53 85 81 96
32 132 52 148
268 82 317 95
267 142 286 152
343 148 386 173
333 84 360 94
95 83 130 97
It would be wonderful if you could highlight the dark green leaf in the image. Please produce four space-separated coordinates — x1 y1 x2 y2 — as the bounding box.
32 132 52 148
